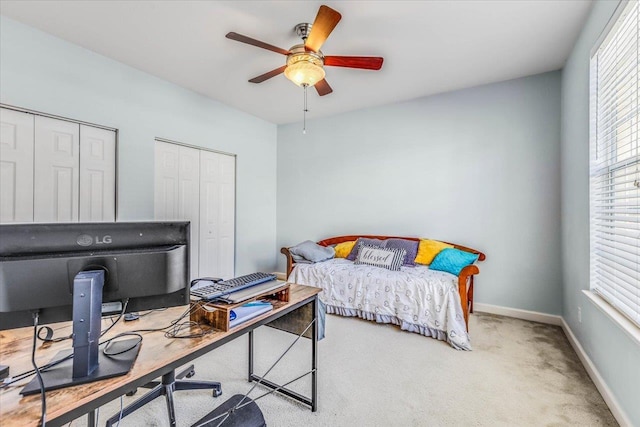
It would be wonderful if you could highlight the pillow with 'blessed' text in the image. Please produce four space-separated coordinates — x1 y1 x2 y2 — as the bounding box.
346 238 386 261
354 245 406 271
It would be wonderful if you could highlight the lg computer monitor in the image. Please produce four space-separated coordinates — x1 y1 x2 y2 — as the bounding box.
0 221 191 394
0 221 190 329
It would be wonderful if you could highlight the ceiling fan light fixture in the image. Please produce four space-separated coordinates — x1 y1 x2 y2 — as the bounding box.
284 52 325 87
228 5 382 96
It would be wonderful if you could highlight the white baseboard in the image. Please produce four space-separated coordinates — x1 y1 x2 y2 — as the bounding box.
473 302 631 426
561 319 632 427
473 303 563 326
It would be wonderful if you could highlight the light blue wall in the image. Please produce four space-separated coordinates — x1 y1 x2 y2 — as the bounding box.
4 8 637 423
561 1 640 425
0 16 279 275
277 71 562 315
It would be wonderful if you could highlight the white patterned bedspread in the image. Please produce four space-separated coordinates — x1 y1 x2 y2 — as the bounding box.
290 258 471 350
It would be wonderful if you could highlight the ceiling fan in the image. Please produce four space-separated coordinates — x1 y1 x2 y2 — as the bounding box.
226 4 384 96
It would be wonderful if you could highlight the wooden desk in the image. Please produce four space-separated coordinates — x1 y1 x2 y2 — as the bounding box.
0 284 320 427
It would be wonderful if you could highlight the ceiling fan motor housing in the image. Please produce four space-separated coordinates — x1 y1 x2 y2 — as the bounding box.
294 23 313 40
287 45 324 64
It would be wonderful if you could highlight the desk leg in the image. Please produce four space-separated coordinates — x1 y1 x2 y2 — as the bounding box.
248 330 254 382
311 296 318 412
247 297 318 411
87 409 97 427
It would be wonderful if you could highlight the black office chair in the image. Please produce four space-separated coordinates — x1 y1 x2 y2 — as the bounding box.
105 364 222 427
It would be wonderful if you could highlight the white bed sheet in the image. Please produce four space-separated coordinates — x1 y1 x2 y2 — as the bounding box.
290 258 471 350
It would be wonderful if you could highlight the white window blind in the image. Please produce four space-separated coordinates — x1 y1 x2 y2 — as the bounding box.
590 0 640 327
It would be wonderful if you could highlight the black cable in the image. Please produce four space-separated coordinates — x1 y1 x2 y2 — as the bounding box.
37 326 72 343
100 299 129 338
164 321 213 339
31 312 47 427
0 353 74 388
162 302 216 338
0 299 134 390
131 302 206 335
137 307 168 317
2 334 141 389
2 303 202 389
102 333 143 356
36 298 130 344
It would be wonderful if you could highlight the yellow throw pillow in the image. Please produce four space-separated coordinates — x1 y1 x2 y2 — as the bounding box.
334 241 356 258
415 239 454 265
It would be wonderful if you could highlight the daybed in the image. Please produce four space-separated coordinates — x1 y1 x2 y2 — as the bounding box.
281 235 485 350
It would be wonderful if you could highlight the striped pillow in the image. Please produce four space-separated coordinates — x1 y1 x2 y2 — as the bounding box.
354 245 406 271
346 237 385 261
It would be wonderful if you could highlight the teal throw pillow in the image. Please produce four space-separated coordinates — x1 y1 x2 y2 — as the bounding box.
429 248 479 276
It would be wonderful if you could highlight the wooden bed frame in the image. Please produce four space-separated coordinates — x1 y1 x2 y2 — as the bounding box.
281 235 486 329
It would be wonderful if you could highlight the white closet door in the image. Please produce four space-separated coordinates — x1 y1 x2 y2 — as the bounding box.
34 116 80 222
79 125 116 222
0 108 34 223
154 141 180 220
199 150 235 279
154 141 201 279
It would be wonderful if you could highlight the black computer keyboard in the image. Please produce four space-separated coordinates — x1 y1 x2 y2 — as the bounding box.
190 272 277 301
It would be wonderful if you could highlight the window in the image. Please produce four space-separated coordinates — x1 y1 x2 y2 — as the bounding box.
590 1 639 327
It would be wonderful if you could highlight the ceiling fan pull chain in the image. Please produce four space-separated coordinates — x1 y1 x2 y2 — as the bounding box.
303 84 308 134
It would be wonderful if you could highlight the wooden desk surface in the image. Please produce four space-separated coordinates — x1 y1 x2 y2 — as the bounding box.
0 283 320 427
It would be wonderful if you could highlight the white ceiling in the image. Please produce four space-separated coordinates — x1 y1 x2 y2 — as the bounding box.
0 1 592 125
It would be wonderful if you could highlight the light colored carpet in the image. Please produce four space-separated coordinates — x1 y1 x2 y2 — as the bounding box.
85 312 617 427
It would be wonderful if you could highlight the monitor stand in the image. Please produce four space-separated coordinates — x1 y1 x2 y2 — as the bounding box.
21 271 141 396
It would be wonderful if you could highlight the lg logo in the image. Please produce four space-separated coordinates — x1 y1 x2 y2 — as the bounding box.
77 234 113 246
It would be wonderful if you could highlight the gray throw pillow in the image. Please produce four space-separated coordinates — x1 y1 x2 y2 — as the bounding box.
346 238 386 261
289 240 335 263
384 238 419 266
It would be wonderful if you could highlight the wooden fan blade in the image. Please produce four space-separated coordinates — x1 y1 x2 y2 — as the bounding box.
315 79 333 96
324 56 384 70
248 65 287 83
305 5 342 53
226 32 290 55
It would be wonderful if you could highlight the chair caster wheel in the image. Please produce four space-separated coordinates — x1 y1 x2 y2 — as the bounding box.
126 389 137 397
213 389 222 398
186 370 195 378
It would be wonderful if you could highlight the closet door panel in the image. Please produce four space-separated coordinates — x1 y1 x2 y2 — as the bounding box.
0 108 34 223
199 151 221 278
79 125 116 222
34 116 80 222
178 145 200 279
199 151 235 279
154 141 180 220
218 154 236 279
